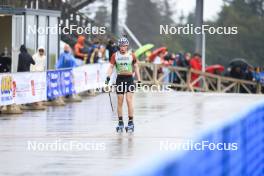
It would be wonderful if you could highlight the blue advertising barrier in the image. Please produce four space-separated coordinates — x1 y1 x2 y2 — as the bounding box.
47 69 75 100
123 102 264 176
258 72 264 85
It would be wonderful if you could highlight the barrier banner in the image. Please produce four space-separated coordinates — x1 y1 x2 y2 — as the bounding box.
0 63 110 105
98 63 110 87
47 70 61 99
13 72 47 104
60 69 75 96
258 72 264 85
85 64 100 90
47 69 75 99
73 63 108 93
72 66 89 93
0 74 14 105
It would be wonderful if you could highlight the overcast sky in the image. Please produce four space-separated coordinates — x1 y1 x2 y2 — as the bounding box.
175 0 224 21
81 0 225 23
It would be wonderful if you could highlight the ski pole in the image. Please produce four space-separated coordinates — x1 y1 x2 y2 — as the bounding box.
105 76 114 112
108 91 114 112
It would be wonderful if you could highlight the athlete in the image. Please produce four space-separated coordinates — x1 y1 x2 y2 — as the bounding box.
105 37 141 133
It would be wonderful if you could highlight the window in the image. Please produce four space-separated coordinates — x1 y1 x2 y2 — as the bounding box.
48 17 58 69
38 15 47 52
25 15 36 55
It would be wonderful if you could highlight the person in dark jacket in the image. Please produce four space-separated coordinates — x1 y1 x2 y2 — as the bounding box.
17 45 35 72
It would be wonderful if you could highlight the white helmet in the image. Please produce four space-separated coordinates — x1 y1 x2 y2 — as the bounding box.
118 37 129 46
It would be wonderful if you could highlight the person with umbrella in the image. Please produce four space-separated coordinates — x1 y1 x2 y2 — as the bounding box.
147 47 167 63
206 65 225 75
227 58 249 79
134 44 154 61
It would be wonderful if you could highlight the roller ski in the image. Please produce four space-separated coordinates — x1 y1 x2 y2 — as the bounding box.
116 120 124 133
125 120 134 133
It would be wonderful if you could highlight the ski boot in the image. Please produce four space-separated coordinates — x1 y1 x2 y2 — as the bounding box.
116 120 124 133
125 120 134 133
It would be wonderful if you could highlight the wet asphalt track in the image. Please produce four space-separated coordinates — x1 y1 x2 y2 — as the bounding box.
0 92 263 176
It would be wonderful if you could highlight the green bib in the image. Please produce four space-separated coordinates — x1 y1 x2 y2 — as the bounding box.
115 52 133 74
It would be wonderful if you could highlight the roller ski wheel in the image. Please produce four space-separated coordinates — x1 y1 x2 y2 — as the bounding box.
125 121 134 133
116 121 124 133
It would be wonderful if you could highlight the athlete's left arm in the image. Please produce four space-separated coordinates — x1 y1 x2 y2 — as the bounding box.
133 54 141 81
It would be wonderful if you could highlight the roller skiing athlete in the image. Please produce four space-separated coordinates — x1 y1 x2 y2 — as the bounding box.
105 37 141 133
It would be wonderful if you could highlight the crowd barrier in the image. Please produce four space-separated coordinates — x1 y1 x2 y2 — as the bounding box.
123 102 264 176
0 63 109 106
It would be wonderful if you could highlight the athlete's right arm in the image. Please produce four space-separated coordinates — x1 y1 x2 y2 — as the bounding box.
106 63 114 78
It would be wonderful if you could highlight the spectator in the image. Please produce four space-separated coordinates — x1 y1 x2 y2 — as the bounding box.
189 53 202 87
17 45 35 72
162 53 173 83
28 47 46 108
230 66 243 79
98 44 106 63
252 67 261 82
0 54 11 72
170 53 179 83
176 52 191 68
56 44 77 69
153 52 165 64
183 52 191 67
74 35 86 65
244 66 256 93
244 66 255 81
31 47 46 72
175 53 183 67
86 40 100 64
164 53 174 66
106 39 118 60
